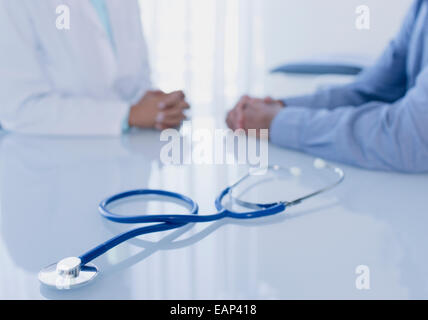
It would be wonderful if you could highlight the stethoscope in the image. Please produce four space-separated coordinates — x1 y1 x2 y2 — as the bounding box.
38 159 344 290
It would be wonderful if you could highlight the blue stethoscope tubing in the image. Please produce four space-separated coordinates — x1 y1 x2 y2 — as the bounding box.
77 162 345 267
79 188 287 265
37 162 345 290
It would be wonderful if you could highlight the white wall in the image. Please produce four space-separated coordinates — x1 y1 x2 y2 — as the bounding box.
262 0 413 69
261 0 414 97
139 0 415 107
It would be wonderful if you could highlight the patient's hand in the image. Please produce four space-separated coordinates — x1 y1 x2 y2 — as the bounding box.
129 90 190 130
226 96 284 135
226 95 250 130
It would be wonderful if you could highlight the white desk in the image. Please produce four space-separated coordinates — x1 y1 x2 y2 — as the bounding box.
0 121 427 300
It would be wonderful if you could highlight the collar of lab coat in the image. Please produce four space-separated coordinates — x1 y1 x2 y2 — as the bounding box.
81 0 117 56
60 0 147 99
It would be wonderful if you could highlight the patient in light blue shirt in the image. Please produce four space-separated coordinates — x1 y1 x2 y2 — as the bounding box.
227 0 428 173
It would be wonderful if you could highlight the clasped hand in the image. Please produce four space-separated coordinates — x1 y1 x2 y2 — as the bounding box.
129 90 190 130
226 95 285 137
129 91 283 136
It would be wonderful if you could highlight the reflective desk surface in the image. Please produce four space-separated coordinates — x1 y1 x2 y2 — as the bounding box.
0 119 427 300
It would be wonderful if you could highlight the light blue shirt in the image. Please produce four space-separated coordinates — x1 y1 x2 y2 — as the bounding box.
90 0 114 47
90 0 131 132
271 0 428 173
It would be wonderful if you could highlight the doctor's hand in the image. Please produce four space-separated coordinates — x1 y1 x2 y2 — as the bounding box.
129 90 189 130
226 96 284 136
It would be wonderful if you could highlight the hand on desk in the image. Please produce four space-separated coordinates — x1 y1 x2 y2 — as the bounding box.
226 95 285 136
129 90 190 130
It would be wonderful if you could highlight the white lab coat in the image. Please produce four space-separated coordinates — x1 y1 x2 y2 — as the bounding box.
0 0 152 135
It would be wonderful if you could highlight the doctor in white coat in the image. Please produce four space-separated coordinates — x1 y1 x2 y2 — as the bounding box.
0 0 188 135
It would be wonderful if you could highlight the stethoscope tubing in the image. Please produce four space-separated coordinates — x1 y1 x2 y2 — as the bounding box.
80 188 287 265
99 189 200 223
37 162 345 292
80 162 343 267
79 221 185 265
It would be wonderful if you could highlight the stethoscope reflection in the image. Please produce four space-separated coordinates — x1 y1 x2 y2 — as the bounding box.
39 172 340 299
0 133 162 298
1 131 349 299
38 159 344 291
40 197 337 299
100 200 338 275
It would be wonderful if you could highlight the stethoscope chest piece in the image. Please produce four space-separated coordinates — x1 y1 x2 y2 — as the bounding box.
39 160 344 291
38 257 98 290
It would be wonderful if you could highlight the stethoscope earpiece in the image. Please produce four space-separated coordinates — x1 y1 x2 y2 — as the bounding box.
39 161 344 290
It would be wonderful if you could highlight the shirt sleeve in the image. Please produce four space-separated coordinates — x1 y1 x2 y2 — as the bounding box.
0 0 131 136
121 110 131 133
270 65 428 173
281 0 420 110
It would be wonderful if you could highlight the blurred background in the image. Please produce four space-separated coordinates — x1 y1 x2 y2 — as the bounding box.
139 0 413 118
